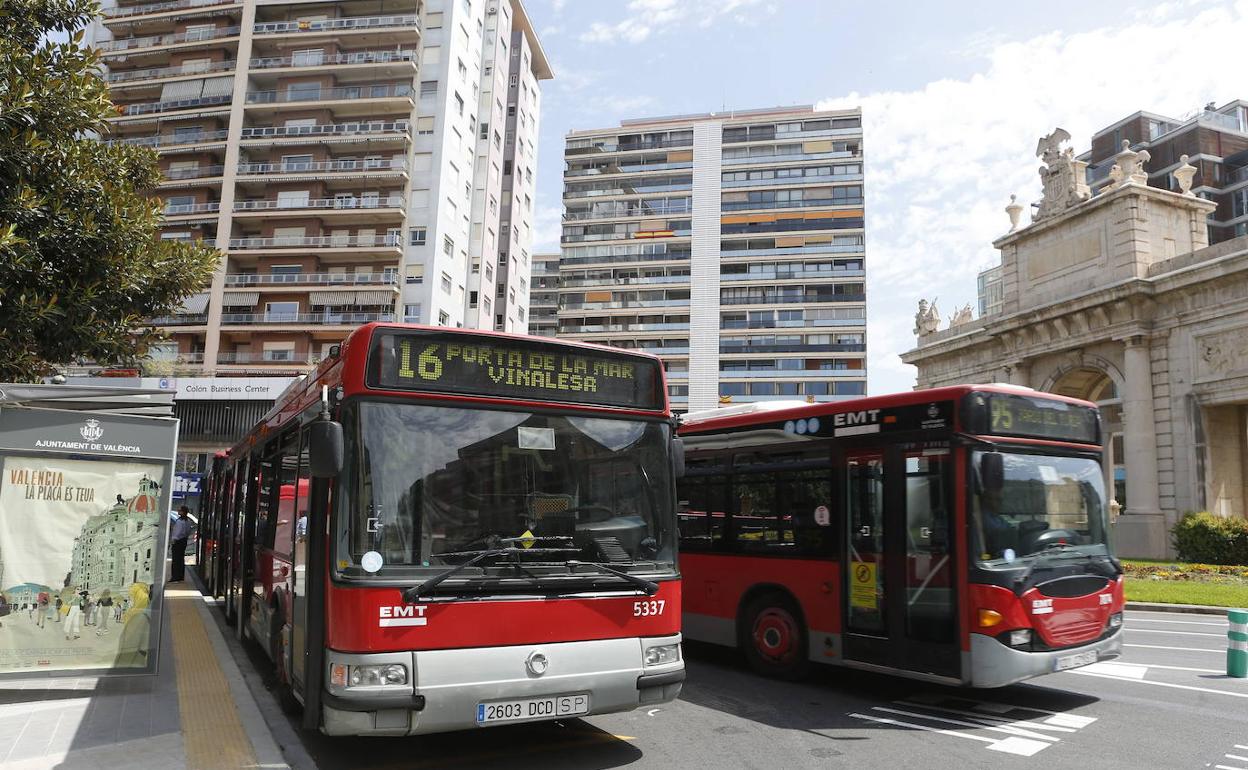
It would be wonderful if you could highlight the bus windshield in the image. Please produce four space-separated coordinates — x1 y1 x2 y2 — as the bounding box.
336 401 677 582
972 450 1109 566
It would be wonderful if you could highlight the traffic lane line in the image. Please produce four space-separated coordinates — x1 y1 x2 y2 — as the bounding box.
1064 670 1248 699
1126 627 1226 637
1125 616 1227 627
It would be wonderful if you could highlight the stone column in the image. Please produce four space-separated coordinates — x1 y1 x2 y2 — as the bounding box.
1122 336 1162 514
1006 360 1030 387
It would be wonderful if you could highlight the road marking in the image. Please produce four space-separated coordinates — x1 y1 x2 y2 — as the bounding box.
1082 662 1148 679
848 713 996 744
1226 754 1248 761
1136 663 1223 673
1215 765 1248 770
896 701 1077 734
1126 628 1225 638
1124 643 1222 653
874 706 1058 742
1127 617 1226 626
1236 745 1248 750
1070 670 1248 698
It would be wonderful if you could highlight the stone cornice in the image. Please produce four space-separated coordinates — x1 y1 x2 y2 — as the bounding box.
992 182 1217 249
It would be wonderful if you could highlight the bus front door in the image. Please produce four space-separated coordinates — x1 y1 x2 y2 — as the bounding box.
841 446 960 680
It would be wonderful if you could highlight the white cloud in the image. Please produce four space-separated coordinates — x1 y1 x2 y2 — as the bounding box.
577 0 771 44
816 0 1248 395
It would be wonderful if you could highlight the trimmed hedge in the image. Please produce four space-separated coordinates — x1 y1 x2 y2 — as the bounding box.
1172 511 1248 565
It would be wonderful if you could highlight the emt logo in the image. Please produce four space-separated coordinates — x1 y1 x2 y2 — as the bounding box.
379 605 428 628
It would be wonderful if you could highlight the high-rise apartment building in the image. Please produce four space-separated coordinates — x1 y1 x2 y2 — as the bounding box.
90 0 549 459
528 251 560 337
1080 99 1248 243
554 106 866 412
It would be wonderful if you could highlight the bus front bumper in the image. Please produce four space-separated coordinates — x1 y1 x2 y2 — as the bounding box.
969 627 1123 688
320 635 684 736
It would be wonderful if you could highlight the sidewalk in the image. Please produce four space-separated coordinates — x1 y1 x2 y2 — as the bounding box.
0 574 289 769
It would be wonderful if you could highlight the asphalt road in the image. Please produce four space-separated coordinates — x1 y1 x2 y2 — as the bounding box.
214 607 1248 769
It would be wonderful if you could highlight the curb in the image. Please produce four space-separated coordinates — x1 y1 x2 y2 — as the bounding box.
188 572 292 770
1125 601 1238 616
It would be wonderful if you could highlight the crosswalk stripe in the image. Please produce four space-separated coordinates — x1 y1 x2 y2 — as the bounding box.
874 706 1059 743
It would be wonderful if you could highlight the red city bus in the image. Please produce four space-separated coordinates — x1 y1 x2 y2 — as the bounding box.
202 323 684 735
676 385 1123 687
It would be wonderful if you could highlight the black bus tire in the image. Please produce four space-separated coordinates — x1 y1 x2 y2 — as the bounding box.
740 592 809 680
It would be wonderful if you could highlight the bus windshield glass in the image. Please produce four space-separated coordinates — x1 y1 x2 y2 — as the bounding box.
336 401 677 582
972 451 1109 566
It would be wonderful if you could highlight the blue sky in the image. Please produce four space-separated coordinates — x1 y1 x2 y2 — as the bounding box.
523 0 1247 394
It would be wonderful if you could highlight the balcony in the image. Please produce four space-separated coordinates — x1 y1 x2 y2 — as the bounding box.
720 293 865 306
234 195 404 215
239 120 408 143
224 272 396 287
228 234 401 251
103 0 238 19
249 49 416 70
246 83 411 106
565 160 693 178
722 150 859 166
105 60 235 84
252 14 420 35
563 181 692 199
150 314 208 325
721 318 864 329
560 298 689 311
115 94 231 117
98 25 241 53
560 274 689 288
162 164 225 181
721 268 866 282
558 322 689 333
561 229 691 244
721 244 865 258
721 342 866 354
720 368 863 379
564 203 692 222
216 352 319 365
219 312 395 325
106 128 229 149
236 159 406 178
721 197 864 212
566 138 693 155
721 173 862 190
164 202 221 216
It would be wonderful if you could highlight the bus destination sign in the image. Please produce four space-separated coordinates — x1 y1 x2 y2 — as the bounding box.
972 392 1099 444
370 331 664 410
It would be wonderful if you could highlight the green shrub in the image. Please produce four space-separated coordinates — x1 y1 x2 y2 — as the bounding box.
1172 512 1248 565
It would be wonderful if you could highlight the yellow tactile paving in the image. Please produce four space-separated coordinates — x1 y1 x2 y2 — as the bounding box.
168 588 259 769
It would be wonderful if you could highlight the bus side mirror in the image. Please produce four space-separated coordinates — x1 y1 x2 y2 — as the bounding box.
981 451 1004 493
309 420 344 478
672 437 686 479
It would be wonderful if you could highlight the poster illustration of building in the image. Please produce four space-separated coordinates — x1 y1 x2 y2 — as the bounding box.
0 457 166 674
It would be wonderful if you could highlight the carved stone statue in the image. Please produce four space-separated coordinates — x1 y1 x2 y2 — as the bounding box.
948 303 974 327
1174 154 1197 196
1035 127 1090 220
914 299 941 337
1005 194 1023 232
1110 139 1150 187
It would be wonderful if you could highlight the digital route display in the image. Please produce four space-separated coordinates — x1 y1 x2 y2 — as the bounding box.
368 330 664 410
968 392 1100 444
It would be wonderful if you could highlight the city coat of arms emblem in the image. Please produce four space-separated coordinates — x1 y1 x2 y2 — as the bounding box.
80 418 104 442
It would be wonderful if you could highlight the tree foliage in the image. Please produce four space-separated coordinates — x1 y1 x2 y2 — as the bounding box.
0 0 218 381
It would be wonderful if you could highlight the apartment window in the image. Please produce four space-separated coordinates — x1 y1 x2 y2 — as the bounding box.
454 92 464 116
443 235 454 255
482 297 491 314
479 121 489 140
469 291 478 307
419 80 438 97
422 46 441 66
509 74 518 87
291 48 323 66
507 103 516 116
286 82 322 101
404 303 422 322
409 227 427 246
457 59 467 79
503 160 512 175
406 264 424 284
440 272 453 293
439 310 450 326
416 117 435 135
484 265 493 282
426 11 443 27
265 301 299 321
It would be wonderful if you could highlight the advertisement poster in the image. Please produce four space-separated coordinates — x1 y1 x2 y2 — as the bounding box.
0 456 167 675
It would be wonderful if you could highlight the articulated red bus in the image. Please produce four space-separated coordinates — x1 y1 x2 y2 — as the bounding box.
198 323 684 735
676 385 1123 687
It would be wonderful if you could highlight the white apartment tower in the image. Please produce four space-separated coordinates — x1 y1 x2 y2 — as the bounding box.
90 0 549 456
92 0 550 368
555 106 866 412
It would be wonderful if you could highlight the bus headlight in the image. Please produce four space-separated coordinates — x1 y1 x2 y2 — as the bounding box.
1009 629 1032 647
644 643 681 667
1109 612 1123 629
333 663 408 687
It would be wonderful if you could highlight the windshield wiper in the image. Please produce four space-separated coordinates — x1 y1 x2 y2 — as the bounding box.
566 560 659 595
402 547 578 601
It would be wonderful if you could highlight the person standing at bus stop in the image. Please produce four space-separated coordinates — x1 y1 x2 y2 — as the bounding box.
170 506 194 583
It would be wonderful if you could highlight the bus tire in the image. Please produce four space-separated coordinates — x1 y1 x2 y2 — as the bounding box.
740 592 809 680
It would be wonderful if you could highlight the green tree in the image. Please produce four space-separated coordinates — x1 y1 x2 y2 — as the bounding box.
0 0 218 382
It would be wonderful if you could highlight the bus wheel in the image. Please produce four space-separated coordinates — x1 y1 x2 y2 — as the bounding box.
741 593 808 680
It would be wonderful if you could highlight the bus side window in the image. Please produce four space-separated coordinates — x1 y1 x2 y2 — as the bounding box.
293 431 311 547
678 461 729 551
732 473 782 553
783 467 836 558
271 430 301 558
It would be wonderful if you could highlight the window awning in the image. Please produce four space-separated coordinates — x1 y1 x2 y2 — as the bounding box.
200 76 234 98
177 293 209 313
220 291 259 306
309 289 394 306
